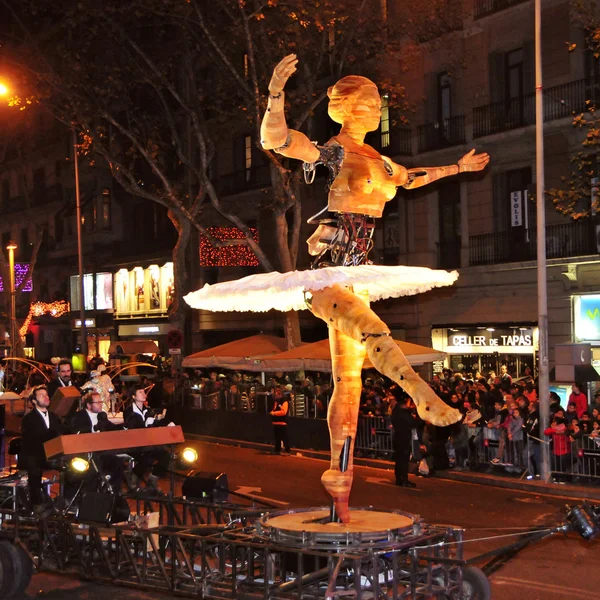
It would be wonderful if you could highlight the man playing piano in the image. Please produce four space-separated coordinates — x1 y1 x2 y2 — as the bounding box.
70 392 125 494
19 385 62 513
123 383 172 492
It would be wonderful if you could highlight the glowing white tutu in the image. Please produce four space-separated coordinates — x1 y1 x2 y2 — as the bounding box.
184 264 458 313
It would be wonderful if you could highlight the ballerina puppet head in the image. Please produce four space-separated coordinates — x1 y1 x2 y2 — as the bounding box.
327 76 381 132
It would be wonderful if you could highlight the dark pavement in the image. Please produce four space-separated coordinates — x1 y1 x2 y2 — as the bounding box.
24 440 600 599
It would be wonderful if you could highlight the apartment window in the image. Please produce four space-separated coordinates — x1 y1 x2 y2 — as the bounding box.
438 73 452 124
33 167 45 191
20 228 29 258
92 198 97 231
102 188 111 230
328 27 335 49
506 48 523 101
380 94 390 148
55 213 64 243
1 180 9 205
438 181 461 269
244 135 252 181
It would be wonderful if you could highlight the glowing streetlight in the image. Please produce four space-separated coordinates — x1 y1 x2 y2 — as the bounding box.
6 241 17 356
0 83 9 97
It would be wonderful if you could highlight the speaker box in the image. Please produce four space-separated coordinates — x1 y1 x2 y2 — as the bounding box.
182 471 228 502
50 387 81 418
78 492 130 525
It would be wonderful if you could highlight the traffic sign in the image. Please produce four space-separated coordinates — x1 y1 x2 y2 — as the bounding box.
167 329 183 349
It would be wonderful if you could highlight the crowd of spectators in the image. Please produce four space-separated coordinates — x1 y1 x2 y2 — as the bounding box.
184 365 600 481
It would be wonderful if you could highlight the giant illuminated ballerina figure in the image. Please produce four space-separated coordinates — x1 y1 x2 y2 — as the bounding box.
185 55 490 523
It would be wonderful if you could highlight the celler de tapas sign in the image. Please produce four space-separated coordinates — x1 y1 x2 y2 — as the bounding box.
446 327 535 354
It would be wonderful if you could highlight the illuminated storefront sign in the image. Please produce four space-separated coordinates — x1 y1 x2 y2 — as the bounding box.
73 318 96 328
70 272 114 311
114 263 173 316
118 324 171 336
434 326 537 354
574 294 600 342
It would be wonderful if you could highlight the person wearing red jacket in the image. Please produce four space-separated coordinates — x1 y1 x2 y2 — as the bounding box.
544 417 572 475
568 383 588 419
269 388 291 455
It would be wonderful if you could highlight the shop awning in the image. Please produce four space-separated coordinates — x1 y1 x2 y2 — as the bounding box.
256 338 446 373
182 335 289 370
109 340 160 355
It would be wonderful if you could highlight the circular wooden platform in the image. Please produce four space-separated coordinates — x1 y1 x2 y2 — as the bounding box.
259 507 418 549
265 508 413 534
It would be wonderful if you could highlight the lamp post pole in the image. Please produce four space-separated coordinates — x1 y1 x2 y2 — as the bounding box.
73 128 87 360
535 0 550 482
6 241 17 357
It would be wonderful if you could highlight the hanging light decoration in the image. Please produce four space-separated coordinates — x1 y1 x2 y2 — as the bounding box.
199 227 259 268
19 300 70 338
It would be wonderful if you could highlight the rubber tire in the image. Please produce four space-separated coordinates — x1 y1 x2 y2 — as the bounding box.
12 544 33 598
0 540 21 598
461 567 492 600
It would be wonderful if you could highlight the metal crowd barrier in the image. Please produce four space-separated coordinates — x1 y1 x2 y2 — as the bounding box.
355 415 394 459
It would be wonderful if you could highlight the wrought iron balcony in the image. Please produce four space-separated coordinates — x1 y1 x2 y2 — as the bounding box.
469 220 597 266
475 0 529 19
473 79 600 138
418 116 465 153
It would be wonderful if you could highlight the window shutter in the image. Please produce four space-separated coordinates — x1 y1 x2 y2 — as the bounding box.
488 51 505 103
492 172 508 233
522 40 535 96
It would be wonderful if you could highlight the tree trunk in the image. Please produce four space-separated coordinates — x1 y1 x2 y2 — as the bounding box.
273 211 302 349
167 209 192 336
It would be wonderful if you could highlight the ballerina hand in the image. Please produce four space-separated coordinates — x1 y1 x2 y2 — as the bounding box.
458 149 490 173
269 54 298 96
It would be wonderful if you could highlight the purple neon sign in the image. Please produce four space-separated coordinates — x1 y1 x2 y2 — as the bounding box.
0 263 33 292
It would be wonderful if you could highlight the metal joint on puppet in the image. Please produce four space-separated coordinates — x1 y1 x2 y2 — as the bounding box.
360 331 389 343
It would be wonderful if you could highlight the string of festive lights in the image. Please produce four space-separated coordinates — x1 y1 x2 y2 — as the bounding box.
19 300 70 338
0 263 33 292
199 227 259 267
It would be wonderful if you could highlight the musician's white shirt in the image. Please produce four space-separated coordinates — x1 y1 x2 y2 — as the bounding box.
36 407 50 429
86 409 99 433
132 402 153 426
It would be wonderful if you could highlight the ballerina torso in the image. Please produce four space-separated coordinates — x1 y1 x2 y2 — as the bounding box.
326 134 405 218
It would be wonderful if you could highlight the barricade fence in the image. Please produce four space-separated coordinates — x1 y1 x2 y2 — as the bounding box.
354 420 600 482
183 390 600 481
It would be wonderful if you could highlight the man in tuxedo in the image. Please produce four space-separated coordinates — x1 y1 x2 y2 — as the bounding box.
123 383 171 491
48 359 79 398
19 385 62 508
71 392 125 493
71 392 120 434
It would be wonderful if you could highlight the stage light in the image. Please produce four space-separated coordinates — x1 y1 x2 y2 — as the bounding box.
181 447 198 464
70 457 89 473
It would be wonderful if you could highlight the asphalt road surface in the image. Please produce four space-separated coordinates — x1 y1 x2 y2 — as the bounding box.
25 440 600 599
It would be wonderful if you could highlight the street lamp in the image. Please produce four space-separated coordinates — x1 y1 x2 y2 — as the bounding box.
0 83 9 97
6 241 17 356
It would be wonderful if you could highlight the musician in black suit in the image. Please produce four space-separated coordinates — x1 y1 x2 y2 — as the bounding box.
19 385 62 508
123 383 172 491
70 392 125 494
47 359 80 398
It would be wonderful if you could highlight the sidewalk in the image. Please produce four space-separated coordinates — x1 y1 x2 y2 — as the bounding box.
188 433 600 502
